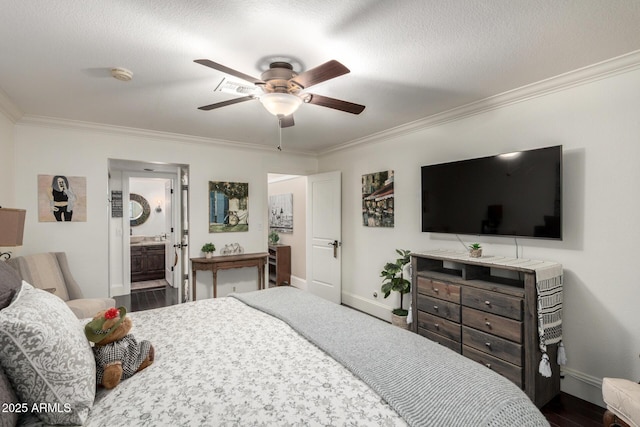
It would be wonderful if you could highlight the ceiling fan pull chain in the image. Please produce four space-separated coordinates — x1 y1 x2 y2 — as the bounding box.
277 118 283 151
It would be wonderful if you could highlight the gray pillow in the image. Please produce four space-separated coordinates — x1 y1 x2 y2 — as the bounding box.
0 289 14 312
0 282 95 425
0 364 18 427
0 262 21 310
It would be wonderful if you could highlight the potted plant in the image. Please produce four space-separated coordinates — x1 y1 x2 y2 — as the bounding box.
469 243 482 258
268 230 280 245
380 249 412 329
201 242 216 258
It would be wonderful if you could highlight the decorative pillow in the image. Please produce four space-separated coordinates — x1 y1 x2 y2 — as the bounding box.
0 281 95 425
0 289 14 311
0 261 21 310
0 364 18 427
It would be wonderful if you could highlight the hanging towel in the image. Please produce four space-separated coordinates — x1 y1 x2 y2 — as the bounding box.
534 263 563 377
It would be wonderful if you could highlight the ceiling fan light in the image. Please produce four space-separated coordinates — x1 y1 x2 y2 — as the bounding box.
259 93 302 117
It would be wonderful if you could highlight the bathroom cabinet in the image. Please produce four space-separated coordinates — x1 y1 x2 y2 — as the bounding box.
131 244 166 282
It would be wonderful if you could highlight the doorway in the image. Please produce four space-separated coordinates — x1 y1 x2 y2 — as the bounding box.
129 176 172 292
267 171 342 304
108 159 189 312
267 174 306 289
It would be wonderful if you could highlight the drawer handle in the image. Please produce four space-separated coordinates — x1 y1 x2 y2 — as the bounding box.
484 300 491 306
434 323 439 329
433 305 439 311
485 342 492 349
485 321 492 328
485 363 492 369
433 287 439 293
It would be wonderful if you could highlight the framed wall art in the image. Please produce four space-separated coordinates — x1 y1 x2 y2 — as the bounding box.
209 181 248 232
362 170 394 227
269 193 293 233
38 174 87 222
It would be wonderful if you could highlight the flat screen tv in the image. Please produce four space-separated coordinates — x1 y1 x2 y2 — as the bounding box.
421 145 562 239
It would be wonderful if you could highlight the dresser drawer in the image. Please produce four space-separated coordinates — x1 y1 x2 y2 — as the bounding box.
462 326 522 366
462 287 522 320
462 307 523 343
463 345 523 388
419 329 461 354
417 311 461 342
417 277 460 303
417 294 460 322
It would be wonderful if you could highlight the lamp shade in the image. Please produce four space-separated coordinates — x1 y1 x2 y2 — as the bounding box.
0 208 26 246
259 93 302 117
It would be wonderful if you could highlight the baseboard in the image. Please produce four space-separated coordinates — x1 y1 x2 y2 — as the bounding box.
288 282 392 321
288 280 390 322
340 290 392 322
561 367 606 408
110 283 126 297
288 275 307 291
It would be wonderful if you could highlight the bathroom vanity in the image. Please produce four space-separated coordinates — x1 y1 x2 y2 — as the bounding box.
131 242 166 282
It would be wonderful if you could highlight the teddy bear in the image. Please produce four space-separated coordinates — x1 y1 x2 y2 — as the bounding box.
84 306 154 389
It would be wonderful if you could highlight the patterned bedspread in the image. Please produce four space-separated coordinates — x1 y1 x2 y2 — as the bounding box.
23 296 406 426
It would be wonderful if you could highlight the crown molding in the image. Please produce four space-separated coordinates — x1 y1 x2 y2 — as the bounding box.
10 50 640 158
0 88 23 123
321 49 640 156
16 115 317 157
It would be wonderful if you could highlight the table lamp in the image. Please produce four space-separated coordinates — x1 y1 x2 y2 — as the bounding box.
0 208 26 260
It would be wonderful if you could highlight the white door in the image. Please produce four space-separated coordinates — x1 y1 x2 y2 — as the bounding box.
306 171 342 304
164 180 177 287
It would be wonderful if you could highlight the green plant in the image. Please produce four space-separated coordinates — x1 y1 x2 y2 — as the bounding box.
469 243 482 250
268 230 280 244
380 249 412 316
201 242 216 253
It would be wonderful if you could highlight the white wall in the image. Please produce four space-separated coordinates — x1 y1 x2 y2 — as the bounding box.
318 66 640 406
12 121 317 301
0 111 15 208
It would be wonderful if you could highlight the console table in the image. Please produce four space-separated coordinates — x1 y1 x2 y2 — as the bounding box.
190 252 268 300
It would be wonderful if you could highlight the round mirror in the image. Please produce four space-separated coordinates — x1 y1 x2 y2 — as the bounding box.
129 193 150 226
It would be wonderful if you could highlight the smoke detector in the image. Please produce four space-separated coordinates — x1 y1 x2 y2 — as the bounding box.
111 67 133 82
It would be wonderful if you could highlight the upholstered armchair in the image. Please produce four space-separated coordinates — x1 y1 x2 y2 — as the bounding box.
603 377 640 427
7 252 115 318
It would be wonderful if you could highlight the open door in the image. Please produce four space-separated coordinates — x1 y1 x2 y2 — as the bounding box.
164 179 178 288
306 171 341 304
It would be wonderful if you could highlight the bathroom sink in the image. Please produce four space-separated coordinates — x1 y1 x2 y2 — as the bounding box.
130 236 146 243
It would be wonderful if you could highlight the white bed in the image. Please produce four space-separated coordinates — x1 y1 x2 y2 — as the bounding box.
1 278 549 426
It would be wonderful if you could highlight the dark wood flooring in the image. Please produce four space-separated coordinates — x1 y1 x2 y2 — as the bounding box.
542 392 606 426
114 287 606 426
114 285 179 313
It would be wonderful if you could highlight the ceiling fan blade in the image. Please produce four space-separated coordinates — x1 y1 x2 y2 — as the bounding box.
197 95 255 111
291 60 350 89
305 94 365 115
194 59 264 85
279 115 295 128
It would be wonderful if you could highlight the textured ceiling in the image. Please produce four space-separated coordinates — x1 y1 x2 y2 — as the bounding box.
1 0 640 154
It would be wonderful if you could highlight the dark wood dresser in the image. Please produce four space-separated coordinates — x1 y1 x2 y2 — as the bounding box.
411 250 562 408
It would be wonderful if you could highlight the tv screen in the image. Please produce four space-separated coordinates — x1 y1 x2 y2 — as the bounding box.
421 145 562 239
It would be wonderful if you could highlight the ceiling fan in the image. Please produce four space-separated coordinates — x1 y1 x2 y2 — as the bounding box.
194 59 366 128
